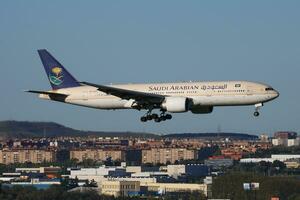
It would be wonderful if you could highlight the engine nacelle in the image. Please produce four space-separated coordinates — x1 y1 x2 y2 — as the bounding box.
161 97 192 113
190 105 213 114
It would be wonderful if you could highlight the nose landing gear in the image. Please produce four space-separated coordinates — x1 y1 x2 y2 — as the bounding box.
253 103 263 117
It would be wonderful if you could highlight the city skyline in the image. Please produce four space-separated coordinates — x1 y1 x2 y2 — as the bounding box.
0 1 299 134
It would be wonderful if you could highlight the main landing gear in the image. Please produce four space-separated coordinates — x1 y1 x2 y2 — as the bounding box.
253 103 263 117
140 110 172 123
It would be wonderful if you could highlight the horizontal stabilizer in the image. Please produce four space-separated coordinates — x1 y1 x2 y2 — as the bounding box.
25 90 68 97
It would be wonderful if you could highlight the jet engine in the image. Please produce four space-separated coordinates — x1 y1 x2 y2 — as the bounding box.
161 97 192 113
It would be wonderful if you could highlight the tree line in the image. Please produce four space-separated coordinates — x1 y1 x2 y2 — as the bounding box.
212 172 300 200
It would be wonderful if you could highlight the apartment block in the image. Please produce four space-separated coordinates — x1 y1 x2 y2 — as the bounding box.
0 149 56 164
142 148 196 164
70 149 125 162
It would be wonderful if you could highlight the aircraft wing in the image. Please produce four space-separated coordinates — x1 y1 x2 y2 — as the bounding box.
80 82 165 103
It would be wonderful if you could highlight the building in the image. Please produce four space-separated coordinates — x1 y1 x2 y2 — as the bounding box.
271 138 300 147
287 139 299 147
271 154 300 161
68 166 127 182
240 158 276 163
0 149 56 164
70 149 125 162
15 166 61 178
125 149 142 165
142 148 196 164
167 165 185 178
167 164 210 178
126 166 142 174
204 158 233 169
105 177 157 185
141 182 210 197
272 132 299 147
15 166 61 174
272 138 287 146
220 149 243 160
8 178 61 189
274 131 297 139
100 180 140 197
284 161 300 168
0 173 22 182
185 164 210 177
260 134 269 142
240 154 300 163
131 171 169 179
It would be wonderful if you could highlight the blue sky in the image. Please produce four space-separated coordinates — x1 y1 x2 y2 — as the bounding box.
0 1 299 135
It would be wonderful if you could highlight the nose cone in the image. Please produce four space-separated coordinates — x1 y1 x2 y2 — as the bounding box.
275 90 280 98
271 90 280 100
263 85 279 102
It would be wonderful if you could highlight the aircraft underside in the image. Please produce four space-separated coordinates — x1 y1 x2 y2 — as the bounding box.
64 94 268 123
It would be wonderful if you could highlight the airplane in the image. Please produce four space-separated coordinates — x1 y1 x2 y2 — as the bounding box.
27 49 279 123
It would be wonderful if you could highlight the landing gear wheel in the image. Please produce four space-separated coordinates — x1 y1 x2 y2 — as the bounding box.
165 114 172 120
154 118 161 123
140 109 173 123
160 116 167 121
146 115 153 121
151 114 159 119
140 116 147 122
253 103 263 117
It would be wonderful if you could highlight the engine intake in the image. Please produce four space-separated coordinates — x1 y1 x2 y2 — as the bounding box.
161 97 192 113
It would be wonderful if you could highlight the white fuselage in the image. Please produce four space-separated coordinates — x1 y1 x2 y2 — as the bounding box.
39 81 279 112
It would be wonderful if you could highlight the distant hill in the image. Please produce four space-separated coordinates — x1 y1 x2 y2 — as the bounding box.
0 121 158 139
163 132 259 140
0 120 259 140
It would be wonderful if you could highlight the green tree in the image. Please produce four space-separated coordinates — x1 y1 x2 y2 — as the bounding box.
212 172 300 200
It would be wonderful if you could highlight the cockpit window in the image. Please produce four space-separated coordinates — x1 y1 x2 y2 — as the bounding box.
265 87 274 91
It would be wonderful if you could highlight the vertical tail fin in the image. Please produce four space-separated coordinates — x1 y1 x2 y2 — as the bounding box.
37 49 80 90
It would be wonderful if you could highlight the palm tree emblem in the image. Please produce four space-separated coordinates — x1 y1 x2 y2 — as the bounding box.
49 67 63 86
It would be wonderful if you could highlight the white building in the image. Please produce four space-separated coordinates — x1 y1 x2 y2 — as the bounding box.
271 154 300 160
100 180 140 197
126 166 142 174
240 158 275 163
260 134 269 142
167 165 185 178
272 138 300 147
68 166 125 182
141 182 210 197
287 139 299 147
272 138 288 146
240 154 300 163
106 177 156 184
131 171 169 178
